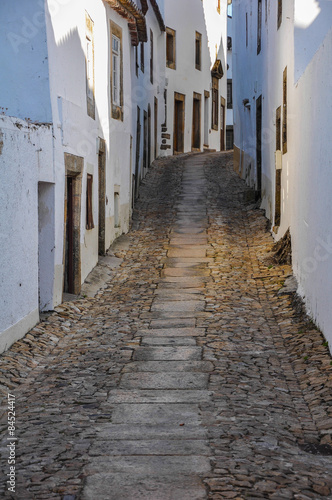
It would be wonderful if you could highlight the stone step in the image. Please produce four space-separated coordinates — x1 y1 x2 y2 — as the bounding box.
107 389 212 404
133 346 202 361
136 327 205 337
122 360 213 372
140 336 196 346
111 403 202 425
89 439 210 456
151 300 205 312
119 372 209 390
82 471 208 499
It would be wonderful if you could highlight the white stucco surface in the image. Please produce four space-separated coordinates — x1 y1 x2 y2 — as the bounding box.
0 116 53 351
233 0 332 349
164 0 227 153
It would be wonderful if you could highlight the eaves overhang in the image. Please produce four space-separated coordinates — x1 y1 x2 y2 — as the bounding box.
149 0 166 32
105 0 148 45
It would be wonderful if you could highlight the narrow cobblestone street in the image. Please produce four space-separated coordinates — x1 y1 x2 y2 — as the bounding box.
1 152 332 499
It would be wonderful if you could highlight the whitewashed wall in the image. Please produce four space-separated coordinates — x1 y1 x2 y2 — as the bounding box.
130 0 166 188
46 0 133 293
233 0 332 350
163 0 227 154
0 117 54 352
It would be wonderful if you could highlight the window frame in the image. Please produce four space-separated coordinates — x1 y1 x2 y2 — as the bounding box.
110 21 123 121
211 77 219 131
150 29 154 84
86 174 94 230
166 27 176 70
195 32 202 71
282 67 287 154
257 0 262 55
277 0 282 29
227 80 233 109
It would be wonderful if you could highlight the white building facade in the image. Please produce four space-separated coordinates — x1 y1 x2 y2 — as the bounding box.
233 0 332 349
0 0 165 353
162 0 228 154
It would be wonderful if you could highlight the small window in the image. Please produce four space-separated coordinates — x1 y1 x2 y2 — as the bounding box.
140 42 144 73
86 174 94 230
276 106 281 151
135 46 139 77
282 67 287 154
227 80 233 109
114 192 120 228
211 77 219 130
150 30 154 84
257 0 262 54
112 35 120 106
278 0 282 29
166 27 176 70
195 32 202 71
110 21 123 121
246 12 248 47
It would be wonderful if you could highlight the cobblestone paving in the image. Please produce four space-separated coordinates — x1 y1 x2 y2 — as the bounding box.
1 152 332 499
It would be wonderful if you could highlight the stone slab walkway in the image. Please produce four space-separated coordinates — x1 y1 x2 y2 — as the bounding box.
1 152 332 499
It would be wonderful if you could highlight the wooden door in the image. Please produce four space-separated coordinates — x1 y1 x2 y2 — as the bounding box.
65 176 74 293
174 93 185 153
98 144 106 255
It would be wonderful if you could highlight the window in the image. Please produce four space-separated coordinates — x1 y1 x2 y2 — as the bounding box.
140 42 144 73
276 106 281 151
246 13 248 47
282 67 287 154
278 0 282 29
110 21 123 120
211 77 219 130
85 12 95 119
114 191 120 228
275 106 282 227
195 32 202 71
112 35 120 106
166 27 176 69
227 80 233 109
257 0 262 54
135 46 139 77
86 174 94 230
150 30 154 84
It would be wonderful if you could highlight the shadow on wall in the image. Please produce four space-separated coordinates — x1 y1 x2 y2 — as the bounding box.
294 0 332 82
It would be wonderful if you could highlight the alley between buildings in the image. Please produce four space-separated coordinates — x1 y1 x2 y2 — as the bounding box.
1 152 332 499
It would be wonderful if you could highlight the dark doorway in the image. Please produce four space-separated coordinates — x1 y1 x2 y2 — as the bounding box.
192 93 201 150
174 93 185 154
65 176 74 293
135 107 141 198
63 153 83 296
154 97 158 159
256 95 262 198
98 139 106 255
220 102 225 151
143 110 148 170
148 104 151 167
